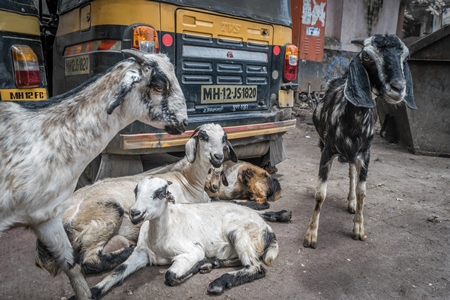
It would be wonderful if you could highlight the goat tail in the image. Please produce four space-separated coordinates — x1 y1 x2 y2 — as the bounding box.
261 230 278 267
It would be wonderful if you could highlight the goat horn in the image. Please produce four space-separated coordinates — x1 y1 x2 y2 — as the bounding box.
190 127 200 138
121 49 148 64
351 38 365 47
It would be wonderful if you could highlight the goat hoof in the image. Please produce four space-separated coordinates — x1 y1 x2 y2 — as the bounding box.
352 233 366 241
164 271 181 286
303 236 317 248
347 206 356 214
199 263 214 274
207 284 224 295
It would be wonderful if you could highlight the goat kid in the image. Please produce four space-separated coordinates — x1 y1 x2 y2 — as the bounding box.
1 50 188 299
205 160 282 210
36 123 238 276
303 34 417 248
86 177 279 299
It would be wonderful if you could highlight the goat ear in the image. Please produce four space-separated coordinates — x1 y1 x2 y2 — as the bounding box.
166 192 175 204
107 70 141 114
226 140 238 162
344 57 375 108
221 171 229 187
185 136 198 163
403 62 417 110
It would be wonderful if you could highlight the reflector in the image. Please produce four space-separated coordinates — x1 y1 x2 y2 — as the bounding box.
283 44 299 82
133 26 159 53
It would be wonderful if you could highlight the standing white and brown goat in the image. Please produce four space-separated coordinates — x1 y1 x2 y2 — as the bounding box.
0 50 187 299
303 34 417 248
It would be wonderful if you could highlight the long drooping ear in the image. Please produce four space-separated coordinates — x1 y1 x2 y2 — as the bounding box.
185 136 198 163
403 62 417 110
221 170 229 187
107 69 141 114
185 127 200 163
344 56 375 108
226 140 238 162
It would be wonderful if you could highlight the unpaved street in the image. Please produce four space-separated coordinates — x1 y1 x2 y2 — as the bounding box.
1 110 449 300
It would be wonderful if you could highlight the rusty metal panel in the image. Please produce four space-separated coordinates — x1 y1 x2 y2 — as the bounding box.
291 0 326 62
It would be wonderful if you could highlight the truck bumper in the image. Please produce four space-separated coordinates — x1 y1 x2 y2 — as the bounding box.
120 119 296 152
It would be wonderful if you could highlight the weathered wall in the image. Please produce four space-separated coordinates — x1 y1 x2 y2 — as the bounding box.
297 0 402 93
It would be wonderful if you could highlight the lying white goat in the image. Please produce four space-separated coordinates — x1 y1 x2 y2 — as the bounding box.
87 177 279 299
1 50 188 299
36 123 238 275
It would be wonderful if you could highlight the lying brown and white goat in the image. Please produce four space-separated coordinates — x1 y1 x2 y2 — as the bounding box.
303 34 417 248
1 50 188 299
36 123 238 276
205 160 282 210
86 177 279 299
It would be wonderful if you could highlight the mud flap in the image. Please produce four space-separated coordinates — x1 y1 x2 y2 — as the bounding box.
269 136 287 166
95 154 143 181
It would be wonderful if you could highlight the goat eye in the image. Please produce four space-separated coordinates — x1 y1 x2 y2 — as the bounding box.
363 54 371 62
157 193 165 200
153 85 164 92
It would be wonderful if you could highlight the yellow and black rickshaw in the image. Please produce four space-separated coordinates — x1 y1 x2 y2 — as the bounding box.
0 0 48 102
21 0 299 184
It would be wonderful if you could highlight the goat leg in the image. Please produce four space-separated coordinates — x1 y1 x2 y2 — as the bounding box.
231 199 270 210
207 265 266 295
260 210 292 222
304 149 333 248
197 257 242 274
347 163 357 213
165 250 205 286
34 218 93 299
353 153 370 240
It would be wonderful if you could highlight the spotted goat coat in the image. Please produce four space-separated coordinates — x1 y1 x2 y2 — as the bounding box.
303 34 417 248
0 50 187 299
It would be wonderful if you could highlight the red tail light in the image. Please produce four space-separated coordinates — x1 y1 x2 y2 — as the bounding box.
11 45 41 88
283 44 299 82
133 26 159 53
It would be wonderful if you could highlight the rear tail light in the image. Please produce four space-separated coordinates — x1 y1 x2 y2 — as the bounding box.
283 44 299 82
11 45 41 88
133 26 159 53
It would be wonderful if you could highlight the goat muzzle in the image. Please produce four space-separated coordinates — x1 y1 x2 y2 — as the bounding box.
165 118 188 135
210 154 224 168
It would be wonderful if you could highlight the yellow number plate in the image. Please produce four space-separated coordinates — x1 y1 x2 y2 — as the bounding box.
201 85 257 104
0 88 48 101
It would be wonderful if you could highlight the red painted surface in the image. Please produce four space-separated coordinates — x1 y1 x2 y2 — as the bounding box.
291 0 327 62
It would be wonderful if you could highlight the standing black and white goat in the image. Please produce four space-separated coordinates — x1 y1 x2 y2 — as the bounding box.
86 177 279 299
303 34 417 248
36 123 238 276
0 50 188 299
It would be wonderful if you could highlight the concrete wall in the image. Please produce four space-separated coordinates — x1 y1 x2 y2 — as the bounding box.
298 0 402 92
327 0 401 52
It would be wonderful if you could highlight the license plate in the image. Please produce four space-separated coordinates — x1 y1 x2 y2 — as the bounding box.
0 88 48 101
65 55 90 76
201 85 257 104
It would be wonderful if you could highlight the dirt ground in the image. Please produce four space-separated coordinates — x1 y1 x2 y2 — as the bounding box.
1 108 449 300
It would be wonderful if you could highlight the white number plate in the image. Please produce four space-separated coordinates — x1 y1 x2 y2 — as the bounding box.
201 85 257 104
65 55 90 76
